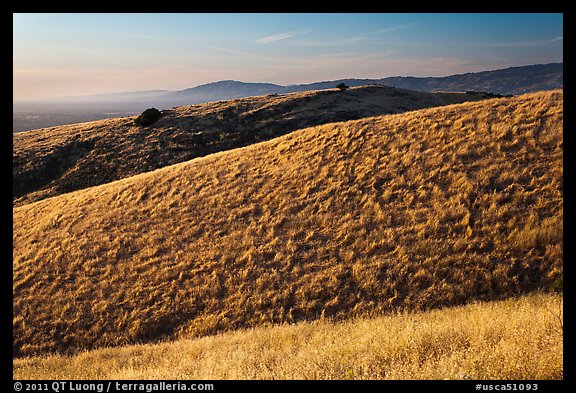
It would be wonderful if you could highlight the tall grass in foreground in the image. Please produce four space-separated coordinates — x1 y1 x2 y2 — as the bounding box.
14 293 562 380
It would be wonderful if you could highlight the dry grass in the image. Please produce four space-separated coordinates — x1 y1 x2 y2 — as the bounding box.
13 91 563 357
13 292 563 380
13 85 487 206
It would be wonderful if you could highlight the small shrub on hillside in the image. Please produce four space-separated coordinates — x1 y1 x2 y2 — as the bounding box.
134 108 162 127
465 91 512 99
336 83 349 91
550 277 563 293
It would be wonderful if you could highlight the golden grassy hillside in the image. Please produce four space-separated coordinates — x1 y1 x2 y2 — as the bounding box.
14 293 562 380
14 85 487 206
13 90 563 357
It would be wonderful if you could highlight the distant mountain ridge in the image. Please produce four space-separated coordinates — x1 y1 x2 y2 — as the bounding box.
380 63 563 95
164 80 283 102
157 62 562 104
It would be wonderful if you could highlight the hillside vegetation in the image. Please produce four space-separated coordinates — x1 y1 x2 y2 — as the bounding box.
14 293 562 380
13 85 487 206
13 91 562 357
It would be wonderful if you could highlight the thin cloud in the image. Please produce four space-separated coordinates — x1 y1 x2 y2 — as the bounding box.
376 22 418 34
477 36 563 47
255 29 310 44
287 35 367 48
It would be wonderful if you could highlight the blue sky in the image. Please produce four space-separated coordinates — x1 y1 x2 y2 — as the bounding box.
13 13 563 100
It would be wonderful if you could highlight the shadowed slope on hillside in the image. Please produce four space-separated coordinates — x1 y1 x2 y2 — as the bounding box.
13 91 562 357
13 86 487 206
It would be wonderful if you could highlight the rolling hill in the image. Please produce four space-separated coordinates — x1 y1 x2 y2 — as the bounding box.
13 90 563 357
13 85 489 206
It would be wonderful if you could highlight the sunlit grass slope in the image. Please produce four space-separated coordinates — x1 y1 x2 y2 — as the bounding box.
14 293 562 380
13 91 563 357
14 85 487 206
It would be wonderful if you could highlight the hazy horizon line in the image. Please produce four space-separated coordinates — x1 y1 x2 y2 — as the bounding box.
13 61 563 103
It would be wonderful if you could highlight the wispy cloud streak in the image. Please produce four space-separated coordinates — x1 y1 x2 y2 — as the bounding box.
476 36 563 47
286 36 368 48
376 22 418 33
255 29 310 44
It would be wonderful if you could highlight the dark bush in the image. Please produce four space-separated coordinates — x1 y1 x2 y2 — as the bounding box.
465 91 510 99
336 83 349 91
134 108 162 127
550 277 563 293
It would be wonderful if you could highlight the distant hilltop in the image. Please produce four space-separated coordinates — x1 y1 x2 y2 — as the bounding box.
161 63 562 103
